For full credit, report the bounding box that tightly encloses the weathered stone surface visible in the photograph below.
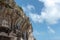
[0,0,35,40]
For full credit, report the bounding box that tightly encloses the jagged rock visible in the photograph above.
[0,0,35,40]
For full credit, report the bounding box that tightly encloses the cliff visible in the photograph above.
[0,0,35,40]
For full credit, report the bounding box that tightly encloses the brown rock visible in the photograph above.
[0,0,35,40]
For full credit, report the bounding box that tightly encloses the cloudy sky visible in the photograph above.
[15,0,60,40]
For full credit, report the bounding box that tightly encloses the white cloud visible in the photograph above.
[29,0,60,24]
[22,1,60,25]
[29,13,44,23]
[22,4,35,12]
[22,4,36,16]
[48,26,55,34]
[27,5,35,10]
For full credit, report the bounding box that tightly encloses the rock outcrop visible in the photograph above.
[0,0,35,40]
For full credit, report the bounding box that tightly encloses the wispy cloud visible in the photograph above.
[26,5,35,11]
[22,4,35,16]
[28,0,60,24]
[48,26,55,34]
[22,0,60,25]
[22,4,35,12]
[22,4,44,23]
[29,13,43,23]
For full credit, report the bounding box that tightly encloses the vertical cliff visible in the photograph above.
[0,0,35,40]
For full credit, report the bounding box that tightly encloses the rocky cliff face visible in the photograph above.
[0,0,35,40]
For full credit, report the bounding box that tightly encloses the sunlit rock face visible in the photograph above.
[0,0,35,40]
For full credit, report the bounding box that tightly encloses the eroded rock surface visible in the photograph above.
[0,0,35,40]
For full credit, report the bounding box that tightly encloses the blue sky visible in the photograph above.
[15,0,60,40]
